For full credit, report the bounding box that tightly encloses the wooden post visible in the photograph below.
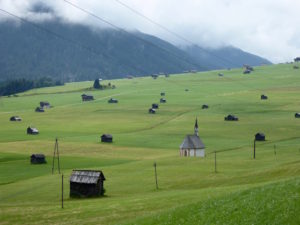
[253,139,256,159]
[214,151,217,173]
[154,162,158,190]
[274,145,276,156]
[57,139,61,174]
[61,174,64,209]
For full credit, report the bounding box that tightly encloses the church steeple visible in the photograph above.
[194,118,199,136]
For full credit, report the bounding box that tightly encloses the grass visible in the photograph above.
[0,63,300,224]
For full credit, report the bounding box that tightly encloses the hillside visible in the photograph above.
[0,20,271,82]
[0,63,299,224]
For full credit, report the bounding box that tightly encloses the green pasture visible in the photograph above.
[0,63,300,224]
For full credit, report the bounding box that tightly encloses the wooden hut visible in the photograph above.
[40,101,51,108]
[152,103,159,109]
[160,92,165,96]
[180,119,205,157]
[160,98,167,103]
[243,69,251,74]
[10,116,22,121]
[218,73,224,77]
[27,126,39,135]
[224,114,239,121]
[101,134,113,143]
[295,113,300,118]
[35,107,45,112]
[70,170,106,198]
[261,94,268,100]
[149,108,156,114]
[81,94,94,101]
[202,104,209,109]
[255,133,266,141]
[108,98,118,103]
[31,154,46,164]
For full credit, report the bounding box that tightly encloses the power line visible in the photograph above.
[112,0,238,68]
[61,0,209,71]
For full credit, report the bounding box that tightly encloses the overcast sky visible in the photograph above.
[0,0,300,63]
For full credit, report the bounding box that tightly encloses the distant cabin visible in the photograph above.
[149,108,156,114]
[295,113,300,118]
[35,107,45,112]
[10,116,22,121]
[160,98,166,103]
[244,65,254,71]
[160,92,165,96]
[165,74,170,77]
[152,103,159,109]
[202,104,209,109]
[261,94,268,100]
[293,65,299,69]
[225,114,239,121]
[151,74,158,79]
[180,119,205,157]
[108,98,118,103]
[218,73,224,77]
[70,170,106,198]
[294,57,300,62]
[243,69,251,74]
[31,154,46,164]
[101,134,113,143]
[81,94,94,101]
[40,101,51,108]
[27,127,39,135]
[255,133,266,141]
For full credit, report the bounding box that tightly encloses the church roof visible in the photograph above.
[180,134,205,149]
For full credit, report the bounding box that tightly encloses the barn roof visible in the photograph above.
[70,170,106,184]
[102,134,112,138]
[255,132,265,137]
[31,154,45,158]
[180,134,205,149]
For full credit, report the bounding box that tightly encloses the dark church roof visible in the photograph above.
[180,134,205,149]
[70,170,106,184]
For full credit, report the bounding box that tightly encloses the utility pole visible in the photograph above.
[62,174,64,209]
[214,151,217,173]
[52,138,61,174]
[274,144,277,156]
[153,162,158,190]
[253,139,256,159]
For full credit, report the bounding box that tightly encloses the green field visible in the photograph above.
[0,63,300,224]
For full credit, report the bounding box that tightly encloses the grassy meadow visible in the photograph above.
[0,63,300,224]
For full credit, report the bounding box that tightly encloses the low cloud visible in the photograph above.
[0,0,300,62]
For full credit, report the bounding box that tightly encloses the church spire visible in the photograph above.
[194,118,199,136]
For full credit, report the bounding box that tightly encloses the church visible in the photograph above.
[179,118,205,157]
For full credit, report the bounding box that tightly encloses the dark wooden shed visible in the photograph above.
[295,113,300,118]
[31,154,46,164]
[202,104,209,109]
[101,134,113,143]
[27,126,39,135]
[81,94,94,101]
[261,94,268,100]
[225,114,239,121]
[35,107,45,112]
[10,116,22,121]
[70,170,106,198]
[160,98,166,103]
[243,69,251,74]
[108,98,118,103]
[152,103,159,109]
[255,133,265,141]
[149,108,156,114]
[160,92,165,96]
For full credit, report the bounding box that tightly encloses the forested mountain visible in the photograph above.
[0,20,271,82]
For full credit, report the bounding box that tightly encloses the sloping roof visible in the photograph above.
[31,154,45,159]
[255,132,265,137]
[180,134,205,149]
[70,170,105,184]
[102,134,112,138]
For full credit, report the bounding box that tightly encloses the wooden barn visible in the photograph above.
[10,116,22,121]
[295,113,300,118]
[180,119,205,157]
[70,170,106,198]
[243,69,251,74]
[108,98,118,103]
[261,94,268,100]
[101,134,113,143]
[152,103,159,109]
[218,73,224,77]
[225,114,239,121]
[149,108,156,114]
[40,101,51,108]
[255,133,266,141]
[31,154,46,164]
[160,98,166,103]
[202,104,209,109]
[160,92,165,96]
[27,127,39,135]
[81,94,94,101]
[35,107,45,112]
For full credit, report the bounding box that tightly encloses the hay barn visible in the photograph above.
[152,103,159,109]
[261,94,268,100]
[160,98,166,103]
[255,133,266,141]
[70,170,106,198]
[81,94,94,101]
[295,113,300,118]
[31,154,46,164]
[40,101,51,108]
[27,127,39,135]
[202,104,209,109]
[10,116,21,121]
[108,98,118,103]
[101,134,113,143]
[225,114,239,121]
[149,108,156,114]
[35,107,45,112]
